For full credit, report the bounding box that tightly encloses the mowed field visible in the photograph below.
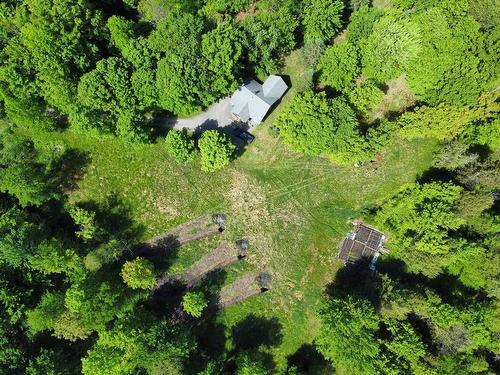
[18,50,438,370]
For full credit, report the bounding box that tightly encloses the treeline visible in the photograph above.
[0,0,338,142]
[275,0,499,164]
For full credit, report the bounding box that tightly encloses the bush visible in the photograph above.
[120,258,157,289]
[346,81,384,113]
[165,129,195,163]
[198,130,235,172]
[317,42,359,92]
[182,291,207,318]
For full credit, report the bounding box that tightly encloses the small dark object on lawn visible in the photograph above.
[236,239,249,258]
[212,213,226,227]
[256,273,272,291]
[235,128,255,145]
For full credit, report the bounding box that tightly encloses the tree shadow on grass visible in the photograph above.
[77,194,146,245]
[231,314,283,351]
[51,148,91,193]
[286,344,333,374]
[326,259,381,306]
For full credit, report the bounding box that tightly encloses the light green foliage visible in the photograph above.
[69,206,98,241]
[83,240,126,272]
[52,311,92,341]
[379,320,429,374]
[198,130,235,172]
[407,6,490,105]
[361,12,421,83]
[202,19,243,97]
[235,352,269,375]
[242,7,298,75]
[317,42,359,92]
[396,104,477,141]
[120,258,157,289]
[26,292,65,335]
[275,91,369,163]
[151,11,213,116]
[303,0,344,42]
[347,5,384,44]
[431,140,478,171]
[448,242,500,294]
[182,291,208,317]
[317,294,380,374]
[202,0,251,16]
[28,240,82,276]
[63,275,143,335]
[165,129,196,163]
[376,182,464,277]
[347,80,384,114]
[82,312,194,375]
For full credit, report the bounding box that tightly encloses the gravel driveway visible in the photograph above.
[157,97,238,133]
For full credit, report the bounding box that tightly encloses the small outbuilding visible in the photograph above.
[230,75,288,125]
[338,223,386,270]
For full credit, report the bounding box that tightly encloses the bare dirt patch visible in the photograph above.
[235,3,256,21]
[366,75,417,124]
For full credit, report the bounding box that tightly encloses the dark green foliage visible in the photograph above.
[202,19,244,97]
[317,42,359,92]
[317,293,380,374]
[275,91,369,163]
[376,182,464,277]
[242,6,298,75]
[82,310,195,374]
[0,131,58,206]
[165,129,196,163]
[77,57,149,142]
[302,0,344,42]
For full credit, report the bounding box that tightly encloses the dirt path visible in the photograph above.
[217,273,270,309]
[140,215,223,255]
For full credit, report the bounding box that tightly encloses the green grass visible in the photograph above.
[16,48,439,371]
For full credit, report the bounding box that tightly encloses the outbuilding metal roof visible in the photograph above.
[230,75,288,124]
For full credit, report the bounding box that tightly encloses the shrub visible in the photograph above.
[346,81,384,114]
[182,291,207,318]
[198,130,235,172]
[165,129,195,163]
[120,258,157,289]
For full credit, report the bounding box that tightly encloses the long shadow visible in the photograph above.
[326,259,381,307]
[183,270,229,374]
[416,167,457,184]
[286,344,333,374]
[50,148,91,193]
[231,314,283,351]
[76,194,145,245]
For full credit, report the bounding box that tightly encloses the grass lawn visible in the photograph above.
[16,48,439,371]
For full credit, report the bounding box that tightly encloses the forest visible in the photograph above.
[0,0,499,374]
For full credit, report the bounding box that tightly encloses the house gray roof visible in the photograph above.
[230,75,288,124]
